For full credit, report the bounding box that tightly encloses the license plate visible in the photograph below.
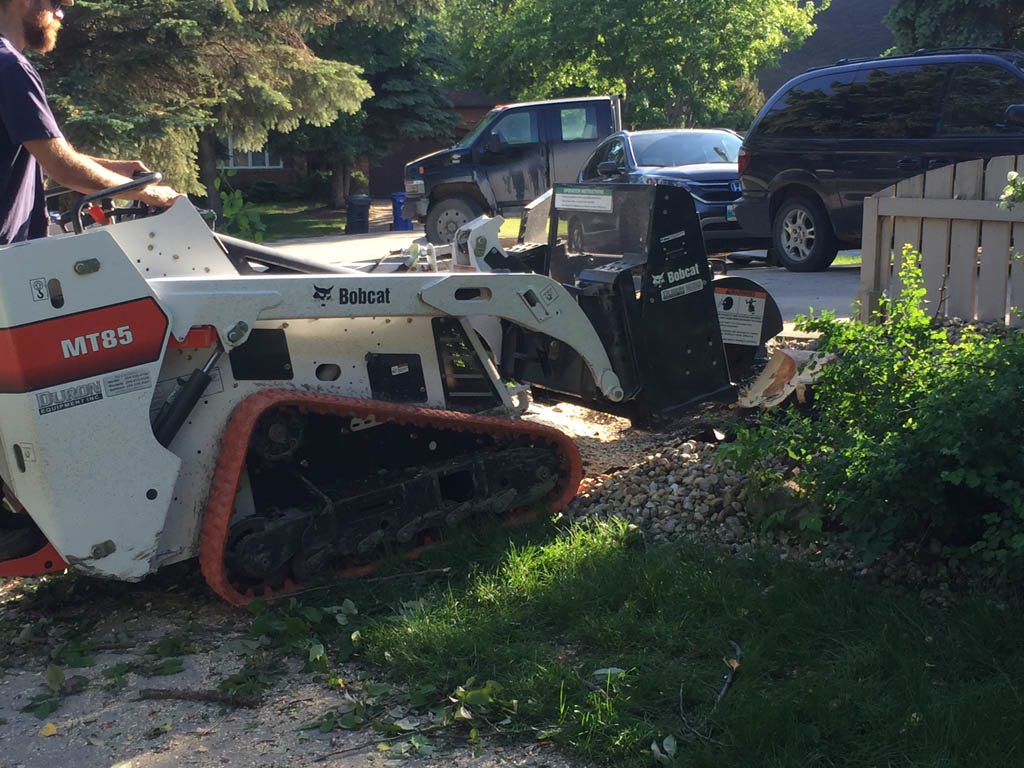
[725,205,737,222]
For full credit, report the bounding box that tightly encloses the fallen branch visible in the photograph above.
[710,640,742,715]
[138,687,261,708]
[314,733,408,762]
[677,640,742,745]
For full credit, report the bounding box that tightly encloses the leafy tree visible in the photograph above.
[885,0,1024,51]
[438,0,827,128]
[39,0,434,206]
[279,17,457,208]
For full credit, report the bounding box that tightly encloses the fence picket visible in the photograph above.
[891,174,925,298]
[921,164,955,316]
[948,160,984,320]
[978,157,1014,322]
[1011,156,1024,327]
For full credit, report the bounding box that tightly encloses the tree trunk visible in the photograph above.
[198,127,223,220]
[329,161,350,210]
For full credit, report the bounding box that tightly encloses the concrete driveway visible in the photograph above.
[726,261,861,321]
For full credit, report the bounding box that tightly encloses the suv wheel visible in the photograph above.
[425,197,483,245]
[772,195,838,272]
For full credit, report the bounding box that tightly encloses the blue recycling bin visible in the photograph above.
[345,194,371,235]
[390,191,413,231]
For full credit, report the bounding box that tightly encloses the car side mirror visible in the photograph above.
[484,133,504,154]
[1007,104,1024,127]
[597,160,623,176]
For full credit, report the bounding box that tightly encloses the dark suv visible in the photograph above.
[735,49,1024,271]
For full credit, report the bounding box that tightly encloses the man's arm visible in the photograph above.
[88,156,151,178]
[25,137,181,207]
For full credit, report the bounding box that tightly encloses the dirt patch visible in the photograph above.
[0,576,580,768]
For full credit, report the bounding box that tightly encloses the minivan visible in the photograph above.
[735,49,1024,270]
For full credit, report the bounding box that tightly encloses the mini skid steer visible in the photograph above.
[0,176,779,605]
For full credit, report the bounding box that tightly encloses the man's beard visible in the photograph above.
[24,11,60,54]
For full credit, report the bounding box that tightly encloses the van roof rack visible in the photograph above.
[910,47,1022,57]
[827,47,1024,68]
[804,47,1024,75]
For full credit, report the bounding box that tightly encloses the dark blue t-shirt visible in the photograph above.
[0,36,63,244]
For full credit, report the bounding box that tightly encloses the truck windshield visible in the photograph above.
[630,131,741,166]
[455,109,501,149]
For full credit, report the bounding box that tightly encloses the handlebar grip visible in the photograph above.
[74,172,163,234]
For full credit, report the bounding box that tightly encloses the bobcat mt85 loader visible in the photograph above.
[0,176,779,605]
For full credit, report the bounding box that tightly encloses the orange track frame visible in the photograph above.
[0,541,67,577]
[200,390,582,606]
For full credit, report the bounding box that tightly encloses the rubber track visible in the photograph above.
[200,389,582,606]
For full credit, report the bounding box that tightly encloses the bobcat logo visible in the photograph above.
[313,284,334,303]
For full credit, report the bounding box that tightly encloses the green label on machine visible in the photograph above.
[554,186,614,212]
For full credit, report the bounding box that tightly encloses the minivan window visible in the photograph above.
[940,64,1024,135]
[491,110,539,145]
[851,65,949,139]
[560,105,601,141]
[756,72,858,138]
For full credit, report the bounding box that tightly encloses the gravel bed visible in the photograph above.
[560,434,959,605]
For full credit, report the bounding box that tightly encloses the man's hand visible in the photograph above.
[137,184,182,208]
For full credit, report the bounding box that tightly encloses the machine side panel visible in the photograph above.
[0,231,182,578]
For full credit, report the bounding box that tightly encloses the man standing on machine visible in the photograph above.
[0,0,180,244]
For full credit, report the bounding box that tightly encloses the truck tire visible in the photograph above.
[772,195,838,272]
[426,197,483,245]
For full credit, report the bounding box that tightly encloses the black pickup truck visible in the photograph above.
[404,96,622,243]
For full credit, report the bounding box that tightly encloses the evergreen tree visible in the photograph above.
[39,0,433,207]
[281,18,457,208]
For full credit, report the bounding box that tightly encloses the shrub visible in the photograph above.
[214,169,266,242]
[723,246,1024,570]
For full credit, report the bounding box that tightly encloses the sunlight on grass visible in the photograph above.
[326,520,1024,768]
[254,201,346,242]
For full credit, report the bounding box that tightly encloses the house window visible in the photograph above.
[223,137,283,169]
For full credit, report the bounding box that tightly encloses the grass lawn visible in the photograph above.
[253,201,346,242]
[290,519,1023,768]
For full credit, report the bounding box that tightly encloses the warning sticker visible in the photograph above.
[715,286,766,346]
[554,186,613,212]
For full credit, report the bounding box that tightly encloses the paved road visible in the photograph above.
[272,234,862,323]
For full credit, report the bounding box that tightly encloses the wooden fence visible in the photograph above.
[859,155,1024,325]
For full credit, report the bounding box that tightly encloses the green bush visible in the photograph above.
[723,246,1024,570]
[349,169,369,194]
[214,169,266,242]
